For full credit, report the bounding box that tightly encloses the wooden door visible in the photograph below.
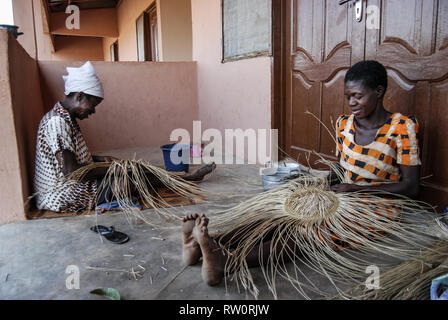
[136,4,159,62]
[110,41,119,62]
[285,0,365,167]
[284,0,448,208]
[148,4,159,62]
[364,0,448,208]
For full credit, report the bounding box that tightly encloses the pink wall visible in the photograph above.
[0,30,45,224]
[51,8,118,38]
[158,0,193,61]
[103,0,157,61]
[12,0,38,58]
[38,61,199,152]
[53,36,104,61]
[103,0,193,62]
[191,0,272,160]
[13,0,106,62]
[13,0,54,60]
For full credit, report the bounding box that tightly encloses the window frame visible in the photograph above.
[221,0,273,63]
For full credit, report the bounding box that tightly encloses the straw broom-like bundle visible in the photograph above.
[65,159,208,224]
[208,175,448,299]
[341,241,448,300]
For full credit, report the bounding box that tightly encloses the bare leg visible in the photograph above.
[182,214,202,266]
[192,214,226,286]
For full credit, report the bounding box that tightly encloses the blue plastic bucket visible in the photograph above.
[160,143,190,172]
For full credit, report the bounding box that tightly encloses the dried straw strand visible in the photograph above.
[340,241,448,300]
[59,159,208,225]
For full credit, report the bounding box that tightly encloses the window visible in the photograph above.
[136,4,159,61]
[222,0,272,63]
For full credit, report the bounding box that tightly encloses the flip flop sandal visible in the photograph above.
[90,225,130,244]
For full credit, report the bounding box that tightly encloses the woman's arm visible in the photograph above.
[56,150,110,180]
[330,164,420,199]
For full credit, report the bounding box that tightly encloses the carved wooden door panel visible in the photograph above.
[285,0,448,208]
[365,0,448,208]
[285,0,365,166]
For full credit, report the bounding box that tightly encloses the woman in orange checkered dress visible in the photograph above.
[325,60,422,250]
[330,61,421,197]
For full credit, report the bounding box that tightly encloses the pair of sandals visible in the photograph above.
[90,225,130,244]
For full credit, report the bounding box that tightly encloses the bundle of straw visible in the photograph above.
[66,159,207,224]
[340,241,448,300]
[208,175,448,299]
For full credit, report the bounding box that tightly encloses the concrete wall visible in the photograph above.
[191,0,272,160]
[51,8,118,38]
[0,30,45,224]
[38,61,199,152]
[12,0,38,58]
[103,0,157,61]
[14,0,193,62]
[159,0,193,61]
[103,0,192,62]
[13,0,105,61]
[13,0,54,60]
[53,36,104,61]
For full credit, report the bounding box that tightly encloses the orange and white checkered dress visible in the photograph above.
[324,113,422,251]
[336,113,421,185]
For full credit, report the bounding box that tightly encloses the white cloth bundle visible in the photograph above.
[63,61,104,98]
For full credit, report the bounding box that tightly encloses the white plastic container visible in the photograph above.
[261,162,301,191]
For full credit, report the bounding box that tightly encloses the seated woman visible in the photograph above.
[181,60,422,286]
[330,60,420,197]
[34,61,214,213]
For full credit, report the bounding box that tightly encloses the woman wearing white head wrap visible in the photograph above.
[63,61,104,98]
[34,61,215,214]
[34,61,117,213]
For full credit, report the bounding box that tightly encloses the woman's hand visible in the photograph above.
[330,183,360,193]
[329,165,420,198]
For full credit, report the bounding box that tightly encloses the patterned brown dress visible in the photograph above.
[34,103,98,212]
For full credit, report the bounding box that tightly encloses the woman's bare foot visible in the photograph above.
[182,214,202,266]
[192,214,226,286]
[185,163,217,182]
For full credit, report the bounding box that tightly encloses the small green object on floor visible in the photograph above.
[90,288,121,300]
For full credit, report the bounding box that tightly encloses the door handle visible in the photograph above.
[339,0,363,22]
[354,0,363,22]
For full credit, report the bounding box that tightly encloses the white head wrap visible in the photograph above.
[63,61,104,98]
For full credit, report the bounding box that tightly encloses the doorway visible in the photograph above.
[136,3,159,61]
